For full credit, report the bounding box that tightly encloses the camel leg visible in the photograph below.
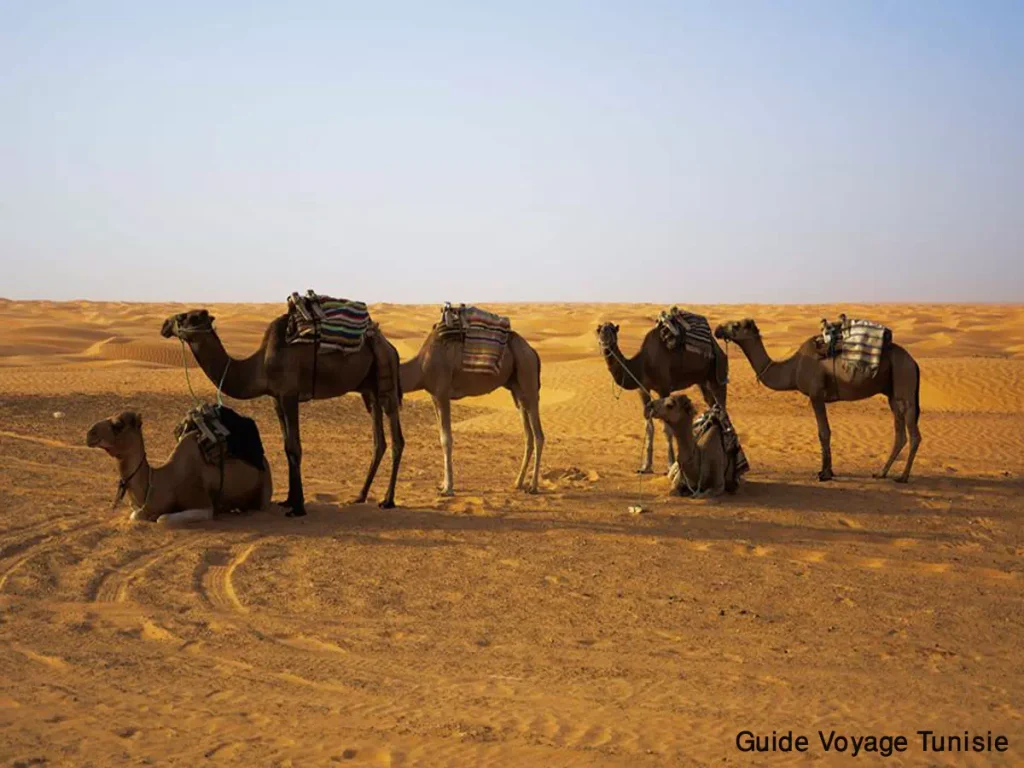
[514,402,534,490]
[811,398,834,481]
[274,395,306,516]
[525,399,545,494]
[379,402,404,508]
[638,392,654,474]
[433,395,455,496]
[874,397,907,479]
[354,397,387,505]
[895,398,922,484]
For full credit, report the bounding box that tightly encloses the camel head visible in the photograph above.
[161,309,215,340]
[595,322,620,350]
[86,411,144,459]
[644,393,697,427]
[714,318,760,342]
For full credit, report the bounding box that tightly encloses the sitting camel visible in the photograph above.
[162,309,403,516]
[645,393,741,496]
[400,320,543,496]
[86,411,272,525]
[715,319,922,483]
[596,321,728,473]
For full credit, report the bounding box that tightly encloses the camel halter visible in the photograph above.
[598,335,654,510]
[598,341,652,398]
[178,331,230,407]
[113,459,152,514]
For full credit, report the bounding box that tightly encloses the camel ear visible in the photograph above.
[613,324,619,333]
[122,412,142,429]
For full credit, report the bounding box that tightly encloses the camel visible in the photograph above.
[161,308,404,516]
[595,322,728,473]
[645,393,738,496]
[399,324,543,496]
[714,318,922,483]
[86,411,272,525]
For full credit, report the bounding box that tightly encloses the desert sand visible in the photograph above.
[1,299,1022,766]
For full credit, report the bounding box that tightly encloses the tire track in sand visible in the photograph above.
[197,542,259,613]
[0,520,104,593]
[91,541,194,603]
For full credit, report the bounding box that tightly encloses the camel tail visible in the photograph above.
[914,360,921,422]
[371,332,402,411]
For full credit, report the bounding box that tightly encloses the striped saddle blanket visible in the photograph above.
[819,315,892,375]
[435,303,511,375]
[285,291,374,353]
[693,404,750,478]
[657,307,715,358]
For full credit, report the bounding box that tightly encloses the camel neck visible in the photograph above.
[736,337,799,391]
[116,448,152,510]
[399,355,426,394]
[186,333,265,400]
[601,342,644,391]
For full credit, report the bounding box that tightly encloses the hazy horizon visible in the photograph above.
[3,2,1022,304]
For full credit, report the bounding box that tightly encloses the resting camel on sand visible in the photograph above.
[86,411,272,525]
[162,309,404,517]
[595,322,728,473]
[400,325,543,496]
[715,319,922,483]
[645,393,738,496]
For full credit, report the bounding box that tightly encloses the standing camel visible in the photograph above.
[400,325,543,496]
[714,319,922,482]
[161,309,404,516]
[595,322,728,473]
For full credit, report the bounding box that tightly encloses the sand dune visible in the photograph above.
[1,300,1022,766]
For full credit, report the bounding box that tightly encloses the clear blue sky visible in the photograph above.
[2,1,1022,303]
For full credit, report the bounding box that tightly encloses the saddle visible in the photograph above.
[174,404,266,471]
[285,290,375,353]
[656,307,715,358]
[816,314,892,376]
[435,302,511,374]
[693,404,750,479]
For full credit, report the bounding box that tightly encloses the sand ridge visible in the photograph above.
[1,301,1023,766]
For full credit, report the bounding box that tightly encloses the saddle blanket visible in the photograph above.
[436,303,511,375]
[657,307,715,358]
[174,404,266,470]
[693,404,750,477]
[285,290,373,353]
[820,315,891,375]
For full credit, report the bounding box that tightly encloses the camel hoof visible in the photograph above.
[285,507,307,518]
[817,470,834,482]
[636,468,654,475]
[378,499,396,509]
[438,488,455,497]
[872,472,885,479]
[893,476,909,485]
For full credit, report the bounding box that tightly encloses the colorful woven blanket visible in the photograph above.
[285,291,373,353]
[657,307,715,358]
[435,303,511,375]
[820,315,891,375]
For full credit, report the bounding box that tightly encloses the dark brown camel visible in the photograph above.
[715,319,922,483]
[161,309,404,516]
[595,322,728,473]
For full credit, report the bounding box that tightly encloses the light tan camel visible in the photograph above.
[715,319,922,482]
[645,393,736,496]
[400,326,543,495]
[596,322,728,473]
[161,309,403,516]
[86,411,272,525]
